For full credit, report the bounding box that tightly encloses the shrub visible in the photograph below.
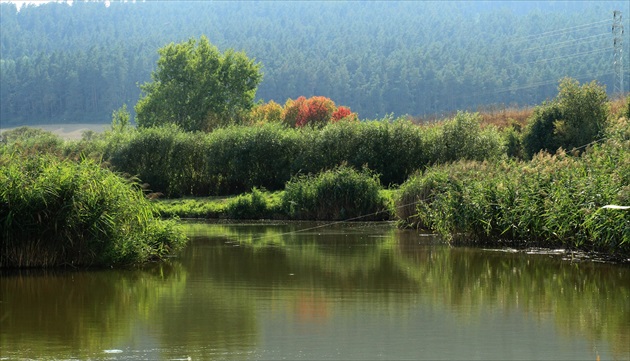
[0,127,64,157]
[426,111,505,163]
[281,96,356,128]
[332,106,358,122]
[206,123,301,194]
[311,119,426,186]
[522,101,562,157]
[282,165,387,221]
[503,125,523,159]
[108,124,180,194]
[522,78,609,157]
[0,154,186,268]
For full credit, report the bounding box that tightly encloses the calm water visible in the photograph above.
[1,221,629,360]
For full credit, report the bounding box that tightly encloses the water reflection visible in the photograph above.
[1,222,628,360]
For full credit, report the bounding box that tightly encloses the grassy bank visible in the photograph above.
[155,167,395,222]
[395,116,630,257]
[0,153,187,268]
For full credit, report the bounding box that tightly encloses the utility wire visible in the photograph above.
[509,19,610,43]
[449,70,618,101]
[519,32,609,54]
[521,46,613,65]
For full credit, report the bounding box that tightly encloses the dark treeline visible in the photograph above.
[1,0,628,125]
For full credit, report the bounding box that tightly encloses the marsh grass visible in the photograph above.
[282,165,388,221]
[395,119,630,256]
[0,153,187,268]
[154,197,229,219]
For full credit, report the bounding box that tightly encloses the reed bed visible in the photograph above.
[0,153,187,268]
[282,165,389,221]
[93,116,504,197]
[396,117,630,256]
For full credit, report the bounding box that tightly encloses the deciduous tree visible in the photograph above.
[135,36,262,131]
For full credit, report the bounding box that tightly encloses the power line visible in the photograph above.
[450,70,620,102]
[521,46,613,65]
[509,19,610,43]
[519,32,609,54]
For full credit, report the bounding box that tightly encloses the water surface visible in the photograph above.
[1,221,629,360]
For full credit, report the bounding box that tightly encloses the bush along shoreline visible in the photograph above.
[0,153,187,268]
[395,116,630,258]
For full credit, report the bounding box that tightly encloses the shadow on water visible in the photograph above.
[1,221,628,360]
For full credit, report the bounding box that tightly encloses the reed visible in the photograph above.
[282,165,388,221]
[395,118,630,256]
[0,153,187,268]
[224,188,283,219]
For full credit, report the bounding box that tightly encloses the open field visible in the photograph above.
[0,123,109,140]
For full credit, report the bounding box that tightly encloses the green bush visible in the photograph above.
[522,102,562,157]
[0,154,187,268]
[108,124,179,193]
[206,123,302,194]
[503,125,523,159]
[523,78,609,158]
[432,111,505,163]
[313,119,427,186]
[282,165,388,221]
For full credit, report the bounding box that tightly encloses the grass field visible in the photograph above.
[0,123,109,140]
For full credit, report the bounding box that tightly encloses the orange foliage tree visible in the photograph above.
[281,96,357,127]
[249,100,283,125]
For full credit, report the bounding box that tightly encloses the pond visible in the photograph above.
[1,221,629,360]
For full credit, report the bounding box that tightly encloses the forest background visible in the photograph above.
[1,0,629,127]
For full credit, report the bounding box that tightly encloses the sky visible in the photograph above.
[0,0,117,10]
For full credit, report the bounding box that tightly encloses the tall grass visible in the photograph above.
[100,115,506,197]
[395,117,630,256]
[0,153,187,268]
[2,111,510,198]
[282,165,388,221]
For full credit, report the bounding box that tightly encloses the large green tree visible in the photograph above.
[135,36,262,131]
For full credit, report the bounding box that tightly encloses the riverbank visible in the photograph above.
[394,116,630,258]
[1,88,628,266]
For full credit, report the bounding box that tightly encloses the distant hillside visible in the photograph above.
[1,0,628,125]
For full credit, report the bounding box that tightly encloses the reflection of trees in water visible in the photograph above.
[187,222,630,359]
[0,262,187,358]
[394,244,630,359]
[2,223,628,359]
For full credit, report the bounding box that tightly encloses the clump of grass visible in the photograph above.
[0,153,187,268]
[282,165,389,221]
[224,188,280,220]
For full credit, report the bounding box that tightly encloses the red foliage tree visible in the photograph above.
[296,96,336,127]
[282,96,357,127]
[331,106,357,122]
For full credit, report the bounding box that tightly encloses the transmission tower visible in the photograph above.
[613,10,624,94]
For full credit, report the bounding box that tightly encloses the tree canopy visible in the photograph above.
[135,36,262,131]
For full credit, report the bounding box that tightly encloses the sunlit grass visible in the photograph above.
[0,153,187,268]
